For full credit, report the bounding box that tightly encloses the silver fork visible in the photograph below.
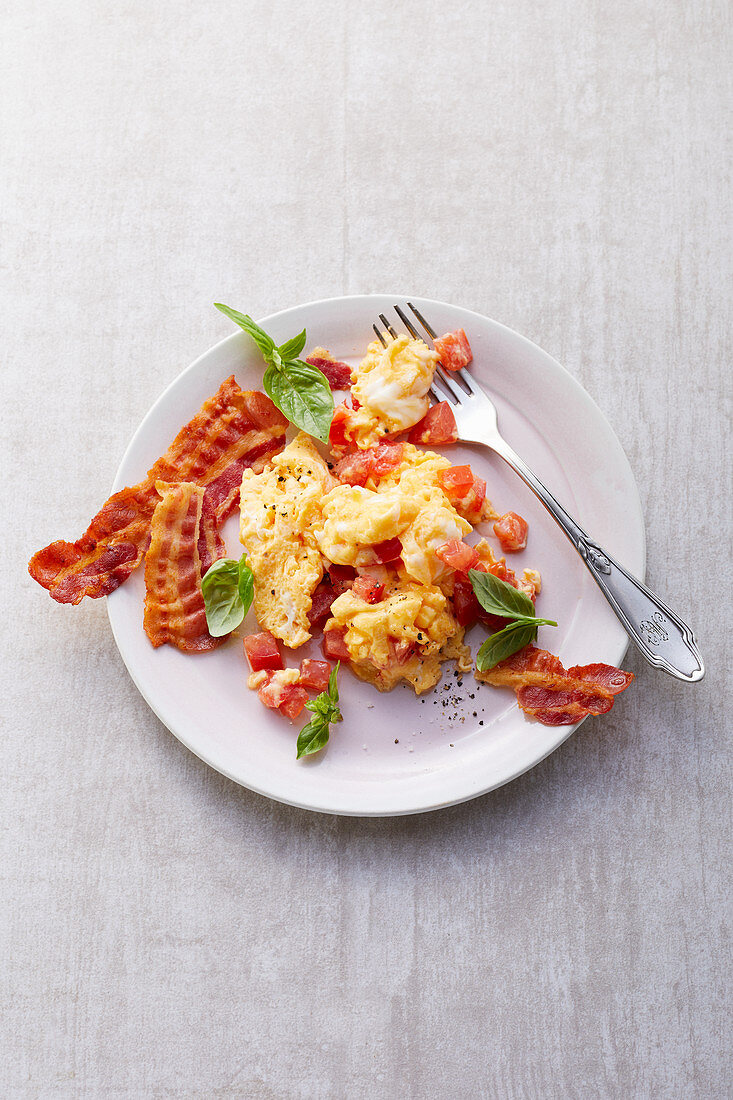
[373,303,704,683]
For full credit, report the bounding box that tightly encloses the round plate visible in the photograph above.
[108,295,645,816]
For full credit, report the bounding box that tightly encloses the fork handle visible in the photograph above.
[490,440,704,682]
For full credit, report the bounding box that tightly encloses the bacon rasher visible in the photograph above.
[28,377,287,605]
[143,482,223,652]
[477,646,634,726]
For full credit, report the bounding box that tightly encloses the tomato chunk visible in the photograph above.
[322,625,351,661]
[305,354,353,390]
[435,539,480,574]
[370,538,402,565]
[335,450,372,486]
[370,441,404,477]
[327,564,356,594]
[443,473,486,520]
[244,631,283,672]
[408,402,458,445]
[438,465,475,494]
[352,575,385,604]
[329,403,355,450]
[299,659,331,692]
[434,328,473,371]
[451,576,481,627]
[335,442,403,487]
[493,512,528,553]
[308,580,338,632]
[390,638,416,664]
[278,684,310,721]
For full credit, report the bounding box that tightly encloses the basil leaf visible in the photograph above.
[202,558,245,637]
[296,715,331,759]
[468,569,536,620]
[201,553,254,637]
[476,620,538,671]
[263,360,334,444]
[278,329,307,361]
[296,661,342,758]
[214,303,275,361]
[237,555,255,613]
[328,661,340,709]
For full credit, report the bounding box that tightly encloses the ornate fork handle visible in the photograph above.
[490,439,705,682]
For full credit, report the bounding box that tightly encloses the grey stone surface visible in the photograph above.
[2,1,731,1097]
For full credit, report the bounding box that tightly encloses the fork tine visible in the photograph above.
[430,378,455,405]
[405,302,479,398]
[407,302,437,340]
[379,313,399,340]
[373,323,387,347]
[434,366,467,403]
[393,304,421,340]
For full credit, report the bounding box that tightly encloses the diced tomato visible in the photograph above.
[335,450,372,486]
[305,354,353,391]
[298,659,332,692]
[391,638,416,664]
[335,441,403,487]
[329,403,355,450]
[257,674,281,710]
[438,465,474,494]
[407,402,458,445]
[278,684,310,721]
[327,564,356,594]
[444,474,486,521]
[351,395,361,410]
[370,538,402,565]
[322,625,351,661]
[308,580,338,632]
[370,441,404,477]
[435,539,480,574]
[493,512,528,553]
[451,576,481,627]
[352,575,385,604]
[434,328,473,371]
[244,632,283,672]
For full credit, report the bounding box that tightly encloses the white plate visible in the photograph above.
[108,295,645,816]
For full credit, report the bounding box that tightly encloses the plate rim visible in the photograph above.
[108,293,646,816]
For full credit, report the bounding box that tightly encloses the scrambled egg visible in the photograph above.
[239,432,335,647]
[347,335,439,447]
[316,485,415,567]
[327,581,471,693]
[240,433,478,683]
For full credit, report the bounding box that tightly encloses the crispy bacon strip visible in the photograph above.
[143,482,222,652]
[29,377,287,604]
[478,646,634,727]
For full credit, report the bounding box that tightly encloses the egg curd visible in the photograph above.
[239,433,335,648]
[345,335,439,448]
[326,582,472,694]
[238,430,484,692]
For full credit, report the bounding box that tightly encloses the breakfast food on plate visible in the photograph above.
[239,433,336,647]
[143,481,225,653]
[476,647,635,726]
[28,305,634,759]
[28,377,287,604]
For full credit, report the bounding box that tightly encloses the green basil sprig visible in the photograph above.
[201,552,254,637]
[296,663,342,759]
[214,303,334,444]
[469,569,557,671]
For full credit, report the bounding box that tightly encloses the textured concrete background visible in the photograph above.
[2,1,731,1097]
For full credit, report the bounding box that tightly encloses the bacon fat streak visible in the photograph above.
[478,646,634,726]
[143,482,224,652]
[28,377,287,604]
